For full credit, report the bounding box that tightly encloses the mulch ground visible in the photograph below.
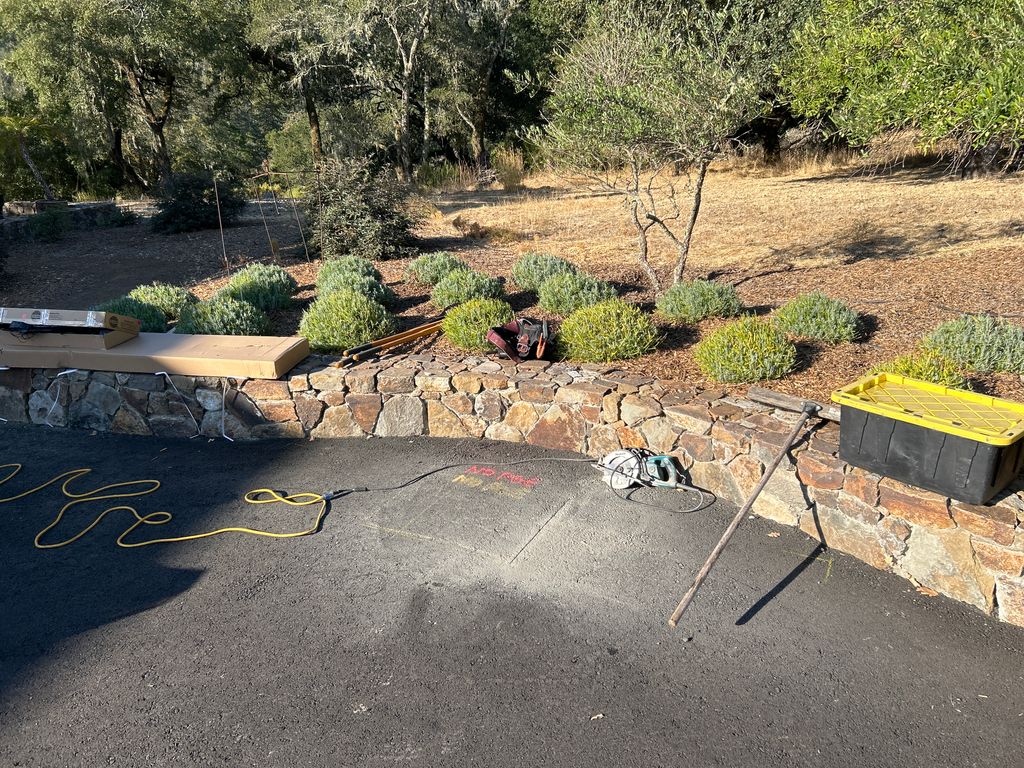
[3,191,1022,405]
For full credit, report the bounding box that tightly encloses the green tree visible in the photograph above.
[0,116,56,199]
[783,0,1024,171]
[0,0,250,186]
[544,0,785,290]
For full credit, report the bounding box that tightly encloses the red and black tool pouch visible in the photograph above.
[487,318,552,362]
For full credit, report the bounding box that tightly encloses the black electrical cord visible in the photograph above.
[326,456,716,515]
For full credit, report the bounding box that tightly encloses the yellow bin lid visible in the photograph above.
[831,373,1024,446]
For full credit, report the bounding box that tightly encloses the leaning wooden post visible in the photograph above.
[668,401,821,628]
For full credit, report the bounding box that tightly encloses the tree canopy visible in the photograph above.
[0,0,1021,200]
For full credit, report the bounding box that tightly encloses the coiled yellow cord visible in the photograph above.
[0,463,329,549]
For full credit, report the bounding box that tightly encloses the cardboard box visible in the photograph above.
[0,333,310,379]
[0,329,135,350]
[0,307,141,335]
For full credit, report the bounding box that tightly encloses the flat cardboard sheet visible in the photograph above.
[0,329,135,350]
[0,333,310,379]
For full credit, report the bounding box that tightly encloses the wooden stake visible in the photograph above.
[667,402,820,628]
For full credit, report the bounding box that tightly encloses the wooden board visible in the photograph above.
[0,333,310,379]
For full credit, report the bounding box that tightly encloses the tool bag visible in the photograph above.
[486,318,552,362]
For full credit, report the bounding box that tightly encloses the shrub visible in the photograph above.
[922,314,1024,374]
[492,146,526,191]
[558,299,660,362]
[431,268,504,308]
[317,256,382,285]
[318,270,396,306]
[774,292,860,343]
[656,279,742,323]
[305,156,414,261]
[442,298,515,352]
[92,296,168,333]
[538,272,616,316]
[878,350,969,389]
[511,252,577,291]
[151,173,245,234]
[96,206,138,227]
[26,207,70,242]
[694,317,796,383]
[219,263,298,311]
[177,296,271,336]
[128,283,199,321]
[406,251,467,286]
[300,289,396,352]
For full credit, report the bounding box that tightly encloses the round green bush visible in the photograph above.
[128,283,199,321]
[511,252,577,291]
[300,289,396,352]
[406,251,468,286]
[176,296,271,335]
[318,270,396,306]
[442,298,515,352]
[92,296,167,333]
[656,279,742,323]
[878,350,969,389]
[922,314,1024,374]
[431,268,504,309]
[558,299,660,362]
[219,263,298,311]
[538,272,616,316]
[694,317,797,383]
[317,256,382,286]
[774,292,860,343]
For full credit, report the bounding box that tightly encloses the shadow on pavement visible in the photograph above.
[0,424,307,701]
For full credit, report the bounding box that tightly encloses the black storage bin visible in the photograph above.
[833,373,1024,505]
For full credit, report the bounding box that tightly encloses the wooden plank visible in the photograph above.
[747,386,841,423]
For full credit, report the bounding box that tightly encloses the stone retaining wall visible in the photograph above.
[1,354,1022,627]
[0,202,120,241]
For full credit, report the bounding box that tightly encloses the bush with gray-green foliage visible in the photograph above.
[219,263,298,311]
[305,156,414,261]
[92,296,167,333]
[511,252,577,292]
[656,279,742,323]
[923,315,1024,374]
[128,283,198,321]
[442,298,515,352]
[431,268,504,309]
[558,299,660,362]
[317,255,382,286]
[318,270,396,306]
[177,296,271,336]
[538,272,616,316]
[406,251,468,286]
[774,292,860,343]
[300,290,396,352]
[695,317,796,383]
[878,350,969,389]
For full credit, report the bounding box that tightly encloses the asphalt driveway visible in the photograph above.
[0,423,1021,767]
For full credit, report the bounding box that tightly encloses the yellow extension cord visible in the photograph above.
[0,463,330,549]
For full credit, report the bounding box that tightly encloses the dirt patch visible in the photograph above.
[0,205,308,310]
